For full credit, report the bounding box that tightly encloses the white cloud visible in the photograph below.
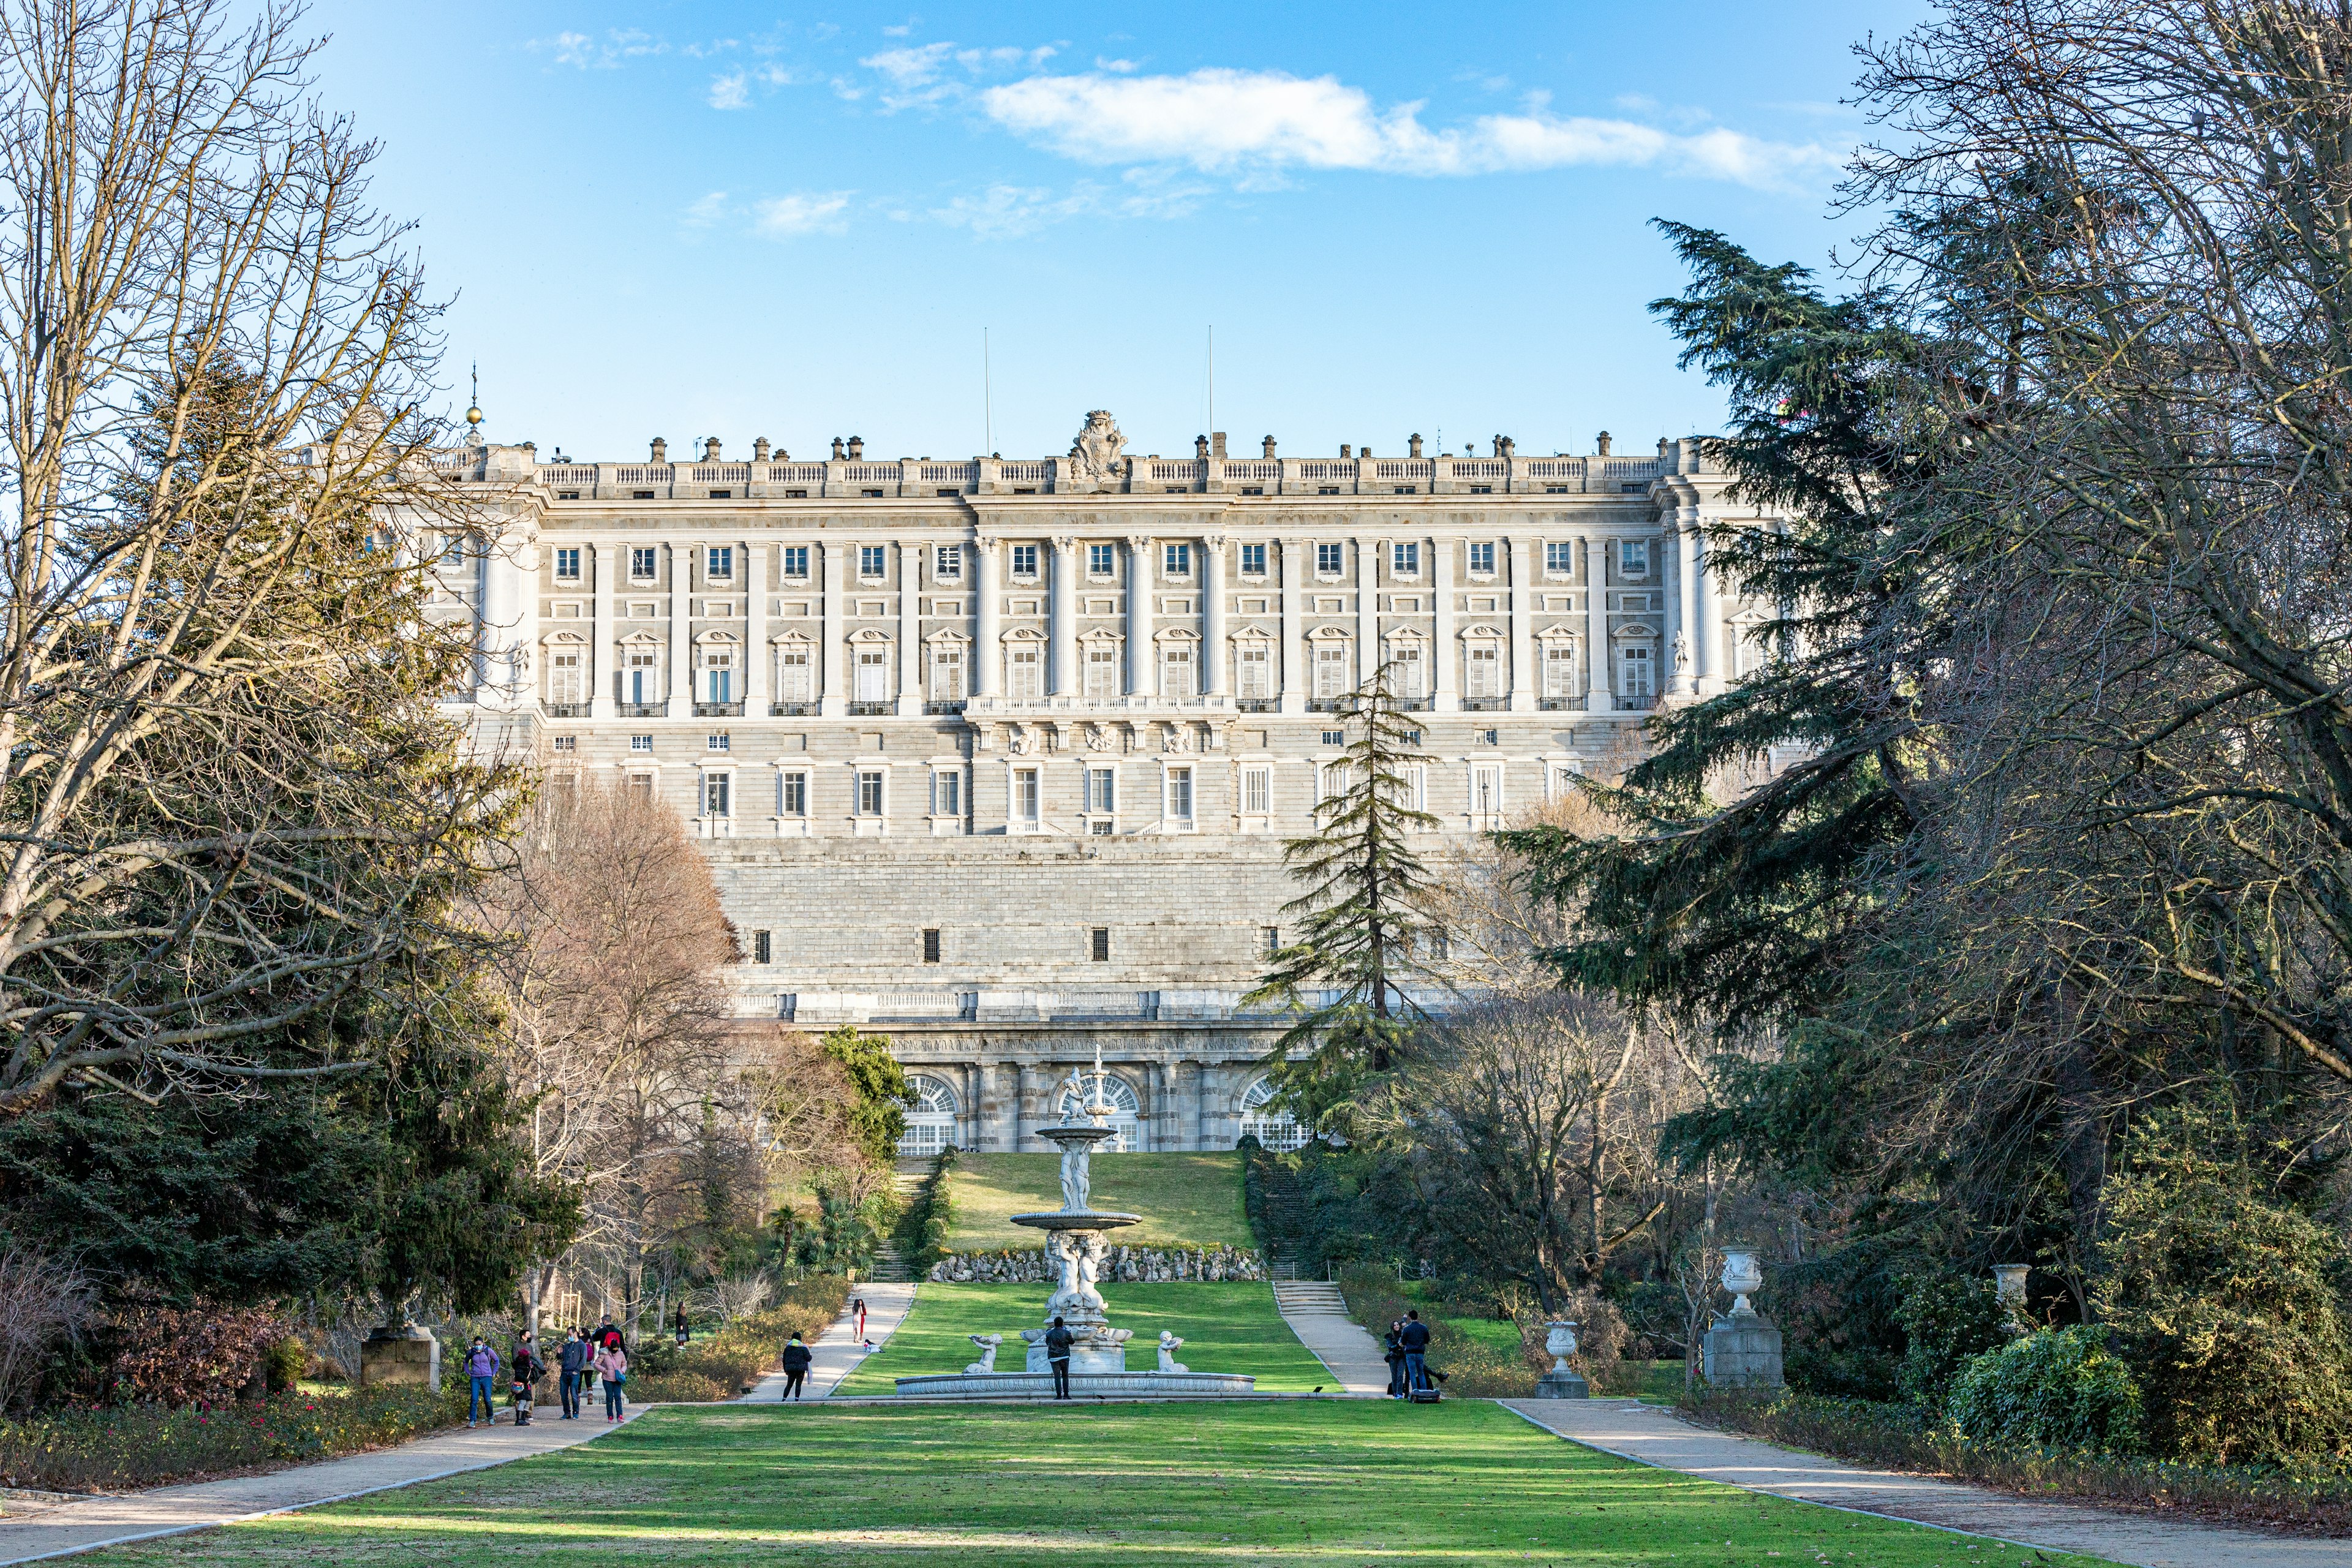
[858,40,1061,111]
[532,27,668,69]
[682,190,731,228]
[755,192,854,236]
[979,68,1841,190]
[929,175,1208,239]
[883,16,919,36]
[1095,56,1138,74]
[708,70,750,110]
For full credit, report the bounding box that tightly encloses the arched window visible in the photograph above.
[1239,1077,1308,1152]
[1054,1073,1142,1152]
[897,1074,959,1158]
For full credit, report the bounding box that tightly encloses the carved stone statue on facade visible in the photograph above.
[1672,629,1691,674]
[1161,724,1189,753]
[1086,723,1111,752]
[1067,410,1126,486]
[1008,726,1033,755]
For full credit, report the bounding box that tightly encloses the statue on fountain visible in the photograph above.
[1157,1331,1186,1373]
[1044,1227,1108,1320]
[964,1333,1002,1374]
[1058,1134,1091,1211]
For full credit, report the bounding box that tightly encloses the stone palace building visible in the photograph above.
[418,412,1776,1159]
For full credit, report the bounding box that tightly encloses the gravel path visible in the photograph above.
[736,1281,917,1403]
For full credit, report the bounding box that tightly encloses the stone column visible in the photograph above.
[973,536,1001,698]
[1126,535,1154,696]
[477,524,527,712]
[1010,1060,1031,1153]
[1357,536,1381,689]
[1670,522,1699,695]
[1508,536,1536,713]
[1202,534,1228,695]
[1189,1060,1208,1151]
[897,540,923,715]
[746,543,769,714]
[1156,1061,1180,1152]
[820,540,847,715]
[591,540,617,718]
[669,540,698,710]
[1049,535,1078,696]
[1279,537,1307,715]
[1586,536,1613,713]
[1432,537,1458,713]
[1695,521,1724,691]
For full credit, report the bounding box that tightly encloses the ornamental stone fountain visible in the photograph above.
[894,1047,1257,1400]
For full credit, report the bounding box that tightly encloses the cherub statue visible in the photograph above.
[1156,1330,1186,1373]
[964,1333,1003,1374]
[1058,1137,1091,1212]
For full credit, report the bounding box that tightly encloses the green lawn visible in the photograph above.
[88,1400,2124,1567]
[832,1280,1332,1394]
[942,1152,1252,1250]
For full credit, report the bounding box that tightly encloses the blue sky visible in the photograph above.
[312,1,1921,462]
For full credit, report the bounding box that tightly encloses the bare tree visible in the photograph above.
[0,0,501,1115]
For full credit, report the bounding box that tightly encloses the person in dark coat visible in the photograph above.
[780,1333,814,1401]
[1044,1316,1076,1400]
[557,1330,589,1419]
[1384,1320,1408,1398]
[1398,1310,1432,1394]
[510,1331,544,1425]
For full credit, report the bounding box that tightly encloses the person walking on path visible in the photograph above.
[779,1333,813,1401]
[1044,1316,1075,1400]
[509,1332,544,1426]
[853,1296,866,1343]
[462,1337,502,1428]
[1398,1311,1431,1396]
[594,1342,628,1422]
[593,1316,627,1357]
[557,1330,588,1419]
[1384,1320,1408,1399]
[576,1325,598,1404]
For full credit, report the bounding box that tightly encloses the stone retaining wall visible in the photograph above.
[929,1243,1265,1284]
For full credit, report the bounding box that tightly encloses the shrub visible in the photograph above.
[627,1276,851,1401]
[1950,1327,2143,1452]
[0,1248,96,1414]
[2095,1107,2352,1463]
[1895,1272,2010,1412]
[102,1297,292,1408]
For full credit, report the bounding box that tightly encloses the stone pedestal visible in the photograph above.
[1702,1311,1784,1389]
[360,1322,440,1388]
[1535,1368,1590,1398]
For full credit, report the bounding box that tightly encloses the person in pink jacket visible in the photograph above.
[594,1343,628,1421]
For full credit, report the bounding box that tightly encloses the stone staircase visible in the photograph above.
[1272,1281,1348,1316]
[867,1166,927,1284]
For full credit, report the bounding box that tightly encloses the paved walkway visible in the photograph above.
[737,1281,917,1403]
[1270,1284,1390,1395]
[0,1406,641,1566]
[1503,1398,2343,1568]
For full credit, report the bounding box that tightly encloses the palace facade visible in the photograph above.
[420,413,1776,1156]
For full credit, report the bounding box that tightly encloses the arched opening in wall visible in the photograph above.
[1238,1077,1309,1152]
[897,1074,960,1157]
[1054,1074,1142,1152]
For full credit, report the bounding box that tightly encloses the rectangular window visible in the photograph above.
[782,545,810,578]
[1084,643,1119,699]
[1161,645,1194,698]
[933,769,962,816]
[775,646,812,701]
[1011,543,1038,577]
[1545,540,1574,575]
[1467,644,1501,698]
[628,772,654,797]
[753,930,772,964]
[1621,644,1655,698]
[1393,541,1420,576]
[1091,927,1110,962]
[630,546,657,580]
[1469,541,1496,575]
[1316,541,1344,576]
[703,654,734,706]
[858,769,885,815]
[554,547,581,581]
[1237,644,1271,699]
[1242,764,1270,815]
[1088,542,1115,576]
[856,647,889,703]
[931,646,966,701]
[703,774,731,817]
[1008,645,1042,701]
[1313,642,1349,699]
[1545,643,1578,698]
[860,544,887,579]
[1240,542,1267,576]
[1621,538,1651,575]
[548,650,584,704]
[1087,767,1116,814]
[1262,925,1280,957]
[707,545,734,580]
[1390,644,1425,699]
[779,771,808,815]
[625,647,659,706]
[707,731,729,751]
[1321,729,1346,747]
[1318,762,1351,803]
[1163,542,1191,577]
[1015,767,1039,824]
[1166,766,1193,822]
[1472,763,1503,821]
[551,734,576,752]
[630,734,652,752]
[933,545,962,579]
[922,929,941,964]
[442,533,466,565]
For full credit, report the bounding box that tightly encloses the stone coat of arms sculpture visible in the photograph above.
[1066,410,1126,490]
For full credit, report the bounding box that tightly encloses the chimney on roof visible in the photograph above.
[1196,434,1209,459]
[1596,431,1612,457]
[649,436,666,463]
[1409,432,1423,458]
[1262,435,1276,458]
[846,435,864,460]
[755,437,771,461]
[1339,443,1352,459]
[703,437,722,462]
[831,437,845,460]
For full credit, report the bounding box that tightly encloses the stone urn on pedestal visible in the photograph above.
[1992,1264,2031,1336]
[360,1317,440,1388]
[1700,1247,1784,1389]
[1536,1320,1589,1398]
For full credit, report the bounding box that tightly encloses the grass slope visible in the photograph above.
[943,1152,1251,1251]
[89,1400,2124,1567]
[832,1280,1331,1394]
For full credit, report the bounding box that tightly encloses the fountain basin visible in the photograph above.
[1008,1209,1140,1232]
[892,1370,1257,1400]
